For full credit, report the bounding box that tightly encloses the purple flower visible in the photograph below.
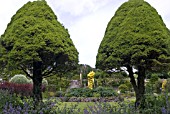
[161,107,166,114]
[84,109,89,114]
[40,111,43,114]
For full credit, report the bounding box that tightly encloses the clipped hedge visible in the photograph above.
[66,86,117,97]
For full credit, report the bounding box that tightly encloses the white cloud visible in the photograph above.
[47,0,115,16]
[145,0,170,28]
[65,1,127,67]
[0,0,35,35]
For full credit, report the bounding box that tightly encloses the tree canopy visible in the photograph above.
[96,0,170,107]
[96,0,170,71]
[0,0,78,102]
[0,0,78,76]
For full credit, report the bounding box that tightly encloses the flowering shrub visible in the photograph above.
[1,90,170,114]
[0,90,23,112]
[3,99,58,114]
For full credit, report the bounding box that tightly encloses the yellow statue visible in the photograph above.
[87,71,95,89]
[162,79,167,92]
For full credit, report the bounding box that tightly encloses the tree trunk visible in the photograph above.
[135,65,146,108]
[127,65,146,108]
[32,61,43,105]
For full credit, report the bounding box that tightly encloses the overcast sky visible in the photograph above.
[0,0,170,68]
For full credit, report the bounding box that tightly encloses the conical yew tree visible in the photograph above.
[96,0,170,107]
[0,0,78,103]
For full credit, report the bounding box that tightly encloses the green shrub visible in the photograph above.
[150,73,159,84]
[47,84,56,92]
[140,93,168,113]
[47,76,70,91]
[118,84,128,93]
[166,78,170,92]
[28,79,33,84]
[96,78,126,87]
[124,80,132,91]
[65,86,117,97]
[93,86,117,97]
[153,79,162,93]
[145,83,153,94]
[0,90,23,112]
[66,88,93,97]
[9,74,30,84]
[55,91,65,97]
[42,78,48,86]
[93,93,101,97]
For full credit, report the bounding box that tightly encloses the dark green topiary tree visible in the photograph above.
[0,0,78,103]
[96,0,170,107]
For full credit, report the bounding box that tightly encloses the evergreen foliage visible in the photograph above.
[96,0,170,70]
[96,0,170,107]
[0,0,78,102]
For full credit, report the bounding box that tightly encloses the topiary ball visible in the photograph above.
[42,78,48,86]
[9,74,30,84]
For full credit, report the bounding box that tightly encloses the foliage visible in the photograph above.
[66,86,117,97]
[0,82,46,97]
[3,98,59,114]
[146,71,170,79]
[94,70,110,79]
[150,73,159,84]
[1,88,170,113]
[0,82,33,97]
[65,88,93,97]
[96,0,170,71]
[146,74,159,93]
[95,77,130,88]
[118,84,129,93]
[0,69,23,81]
[55,91,65,97]
[9,74,30,84]
[166,78,170,92]
[0,0,78,102]
[93,86,118,97]
[153,79,162,93]
[79,64,96,79]
[0,1,78,72]
[96,0,170,106]
[140,93,170,114]
[0,90,23,112]
[29,78,48,85]
[42,78,48,86]
[47,76,70,91]
[124,80,133,91]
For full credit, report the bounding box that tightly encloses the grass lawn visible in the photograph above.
[54,97,136,113]
[55,102,118,113]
